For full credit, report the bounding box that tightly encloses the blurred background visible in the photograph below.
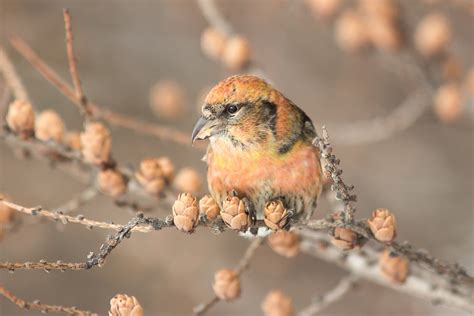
[0,0,473,315]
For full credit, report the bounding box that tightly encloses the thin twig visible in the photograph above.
[235,237,264,273]
[9,35,200,148]
[330,85,433,145]
[298,274,359,316]
[197,0,234,37]
[0,199,153,233]
[63,9,90,117]
[54,186,98,214]
[193,296,220,316]
[0,285,98,315]
[0,261,87,271]
[314,126,356,224]
[0,46,29,101]
[84,213,170,268]
[193,237,264,315]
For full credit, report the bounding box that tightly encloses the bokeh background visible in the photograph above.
[0,0,473,315]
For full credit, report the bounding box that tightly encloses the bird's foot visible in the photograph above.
[242,197,257,226]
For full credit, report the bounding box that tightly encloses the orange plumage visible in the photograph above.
[192,75,322,225]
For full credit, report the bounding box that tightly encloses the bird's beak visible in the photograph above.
[192,116,217,143]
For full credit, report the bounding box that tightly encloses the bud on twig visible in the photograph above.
[156,157,175,182]
[173,167,202,194]
[35,110,65,143]
[221,195,249,231]
[65,131,82,150]
[6,100,35,139]
[264,200,288,231]
[335,10,370,53]
[108,294,144,316]
[97,169,127,197]
[306,0,341,19]
[261,290,294,316]
[172,193,199,232]
[213,269,241,301]
[379,249,409,284]
[368,208,396,242]
[268,231,300,258]
[149,80,185,120]
[359,0,399,22]
[434,83,463,123]
[415,13,451,58]
[331,227,358,250]
[135,158,166,196]
[222,35,251,70]
[80,122,112,165]
[201,27,227,60]
[199,195,220,220]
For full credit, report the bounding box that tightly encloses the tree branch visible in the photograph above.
[193,237,264,315]
[0,46,29,102]
[0,285,98,315]
[63,9,90,117]
[298,274,359,316]
[8,35,199,148]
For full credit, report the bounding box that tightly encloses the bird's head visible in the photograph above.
[192,75,294,147]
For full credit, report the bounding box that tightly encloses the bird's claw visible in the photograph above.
[242,197,257,226]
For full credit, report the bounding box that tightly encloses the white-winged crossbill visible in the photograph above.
[192,75,322,230]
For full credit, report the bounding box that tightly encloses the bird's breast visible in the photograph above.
[206,137,322,211]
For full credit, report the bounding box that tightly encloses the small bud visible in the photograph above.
[335,10,370,53]
[367,18,402,52]
[35,110,65,143]
[80,122,112,165]
[359,0,399,22]
[135,158,166,196]
[268,231,300,258]
[199,195,220,220]
[108,294,144,316]
[221,195,249,231]
[331,227,358,250]
[434,83,463,123]
[0,194,14,224]
[64,131,82,150]
[97,169,127,197]
[261,290,294,316]
[212,269,241,301]
[149,80,185,120]
[415,13,451,58]
[201,27,227,60]
[264,200,288,231]
[6,100,35,139]
[172,193,199,232]
[368,208,396,242]
[379,249,409,283]
[173,167,202,194]
[306,0,342,19]
[222,35,251,70]
[156,157,175,182]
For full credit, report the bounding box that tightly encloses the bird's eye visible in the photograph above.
[227,105,239,114]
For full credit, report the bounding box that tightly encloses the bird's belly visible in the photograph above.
[207,146,322,217]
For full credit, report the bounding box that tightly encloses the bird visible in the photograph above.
[192,75,323,230]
